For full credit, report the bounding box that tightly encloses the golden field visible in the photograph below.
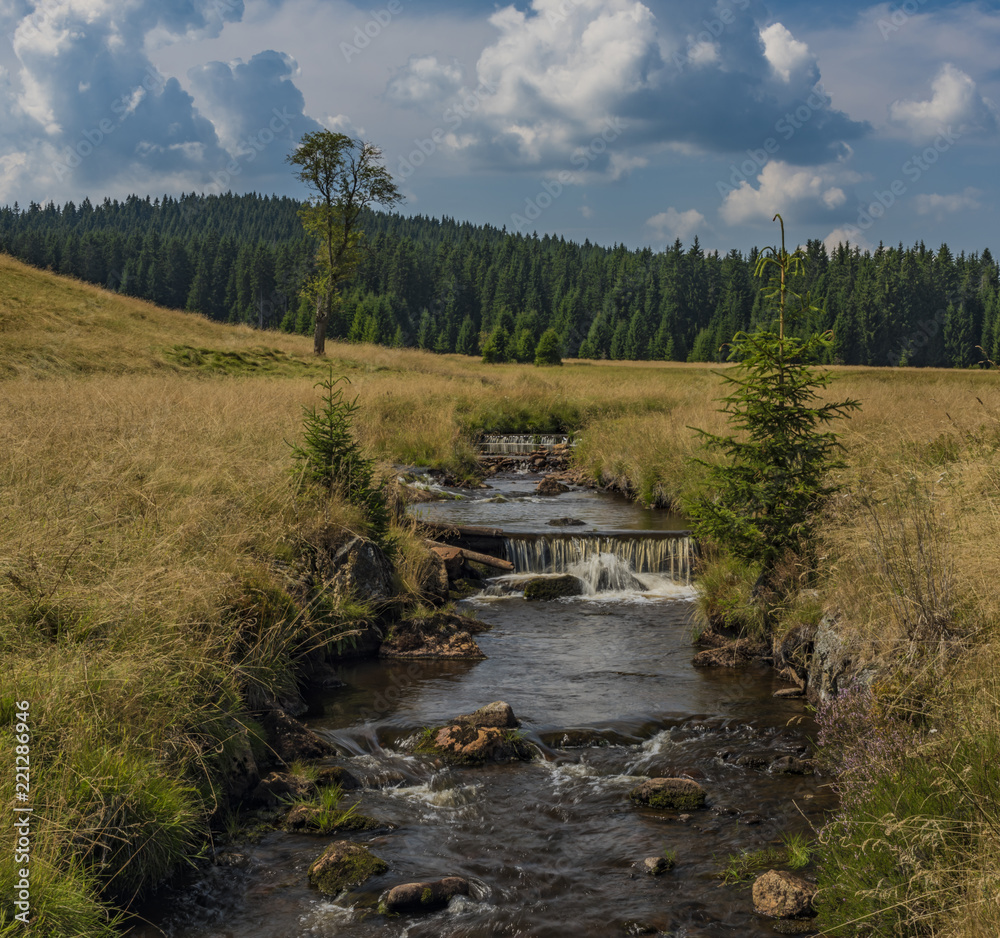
[2,252,1000,935]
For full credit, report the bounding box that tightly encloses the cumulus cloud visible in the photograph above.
[889,63,996,141]
[720,160,854,225]
[385,55,464,108]
[646,206,706,241]
[760,23,816,85]
[915,187,983,216]
[388,0,866,180]
[188,50,321,185]
[0,0,315,201]
[823,225,873,254]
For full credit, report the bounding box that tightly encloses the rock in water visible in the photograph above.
[642,855,674,875]
[523,574,586,600]
[308,842,388,895]
[752,869,817,919]
[379,612,487,659]
[382,876,470,913]
[536,477,569,496]
[628,777,707,810]
[456,700,519,728]
[259,709,335,764]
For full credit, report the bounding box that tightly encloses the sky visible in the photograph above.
[0,0,998,255]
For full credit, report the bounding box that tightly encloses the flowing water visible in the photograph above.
[131,473,830,938]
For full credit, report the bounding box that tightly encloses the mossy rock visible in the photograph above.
[308,841,388,895]
[629,777,707,811]
[523,575,585,601]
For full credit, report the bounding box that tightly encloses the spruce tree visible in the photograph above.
[686,216,861,576]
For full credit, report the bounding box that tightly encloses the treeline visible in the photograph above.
[1,191,998,367]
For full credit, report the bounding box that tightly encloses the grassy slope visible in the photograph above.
[3,255,1000,934]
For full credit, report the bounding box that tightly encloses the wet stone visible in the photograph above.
[629,777,707,811]
[307,841,388,896]
[381,876,470,913]
[642,856,674,875]
[752,870,817,919]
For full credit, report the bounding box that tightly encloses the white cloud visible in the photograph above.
[385,55,463,108]
[823,226,873,254]
[889,63,996,140]
[914,187,982,216]
[720,160,856,224]
[646,206,706,241]
[760,23,815,84]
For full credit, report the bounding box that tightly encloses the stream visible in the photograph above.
[131,471,832,938]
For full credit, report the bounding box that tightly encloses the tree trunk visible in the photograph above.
[313,295,328,356]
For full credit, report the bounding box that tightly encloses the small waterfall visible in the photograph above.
[478,433,570,455]
[502,532,694,585]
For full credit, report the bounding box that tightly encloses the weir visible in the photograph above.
[502,531,694,584]
[478,433,570,455]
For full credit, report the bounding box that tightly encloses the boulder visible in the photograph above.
[523,575,586,601]
[773,687,805,699]
[546,517,586,526]
[381,876,470,913]
[307,841,388,895]
[326,536,394,606]
[536,477,569,496]
[427,544,465,579]
[751,869,817,919]
[259,709,335,765]
[629,777,707,811]
[770,756,814,776]
[642,855,674,875]
[425,723,531,765]
[249,771,316,808]
[456,700,519,728]
[316,765,361,791]
[379,612,487,659]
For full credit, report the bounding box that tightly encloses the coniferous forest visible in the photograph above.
[1,190,998,367]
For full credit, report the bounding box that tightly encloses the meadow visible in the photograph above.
[2,252,1000,935]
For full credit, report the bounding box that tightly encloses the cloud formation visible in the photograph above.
[889,63,996,141]
[0,0,314,201]
[647,206,706,241]
[720,160,855,225]
[384,0,868,179]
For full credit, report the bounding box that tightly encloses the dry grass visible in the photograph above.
[5,253,1000,933]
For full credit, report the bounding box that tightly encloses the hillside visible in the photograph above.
[3,193,1000,369]
[2,259,1000,936]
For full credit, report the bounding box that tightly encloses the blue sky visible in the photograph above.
[1,0,998,255]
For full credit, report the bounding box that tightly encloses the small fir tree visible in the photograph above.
[290,372,389,546]
[686,216,861,575]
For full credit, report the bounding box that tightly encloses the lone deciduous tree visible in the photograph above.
[287,131,402,356]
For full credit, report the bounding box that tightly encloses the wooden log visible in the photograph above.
[420,521,505,539]
[423,539,514,571]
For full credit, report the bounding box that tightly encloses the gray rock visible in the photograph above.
[456,700,519,728]
[523,574,586,601]
[382,876,470,913]
[327,536,394,605]
[629,778,707,810]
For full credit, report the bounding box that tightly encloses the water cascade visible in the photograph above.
[478,433,570,455]
[502,531,694,584]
